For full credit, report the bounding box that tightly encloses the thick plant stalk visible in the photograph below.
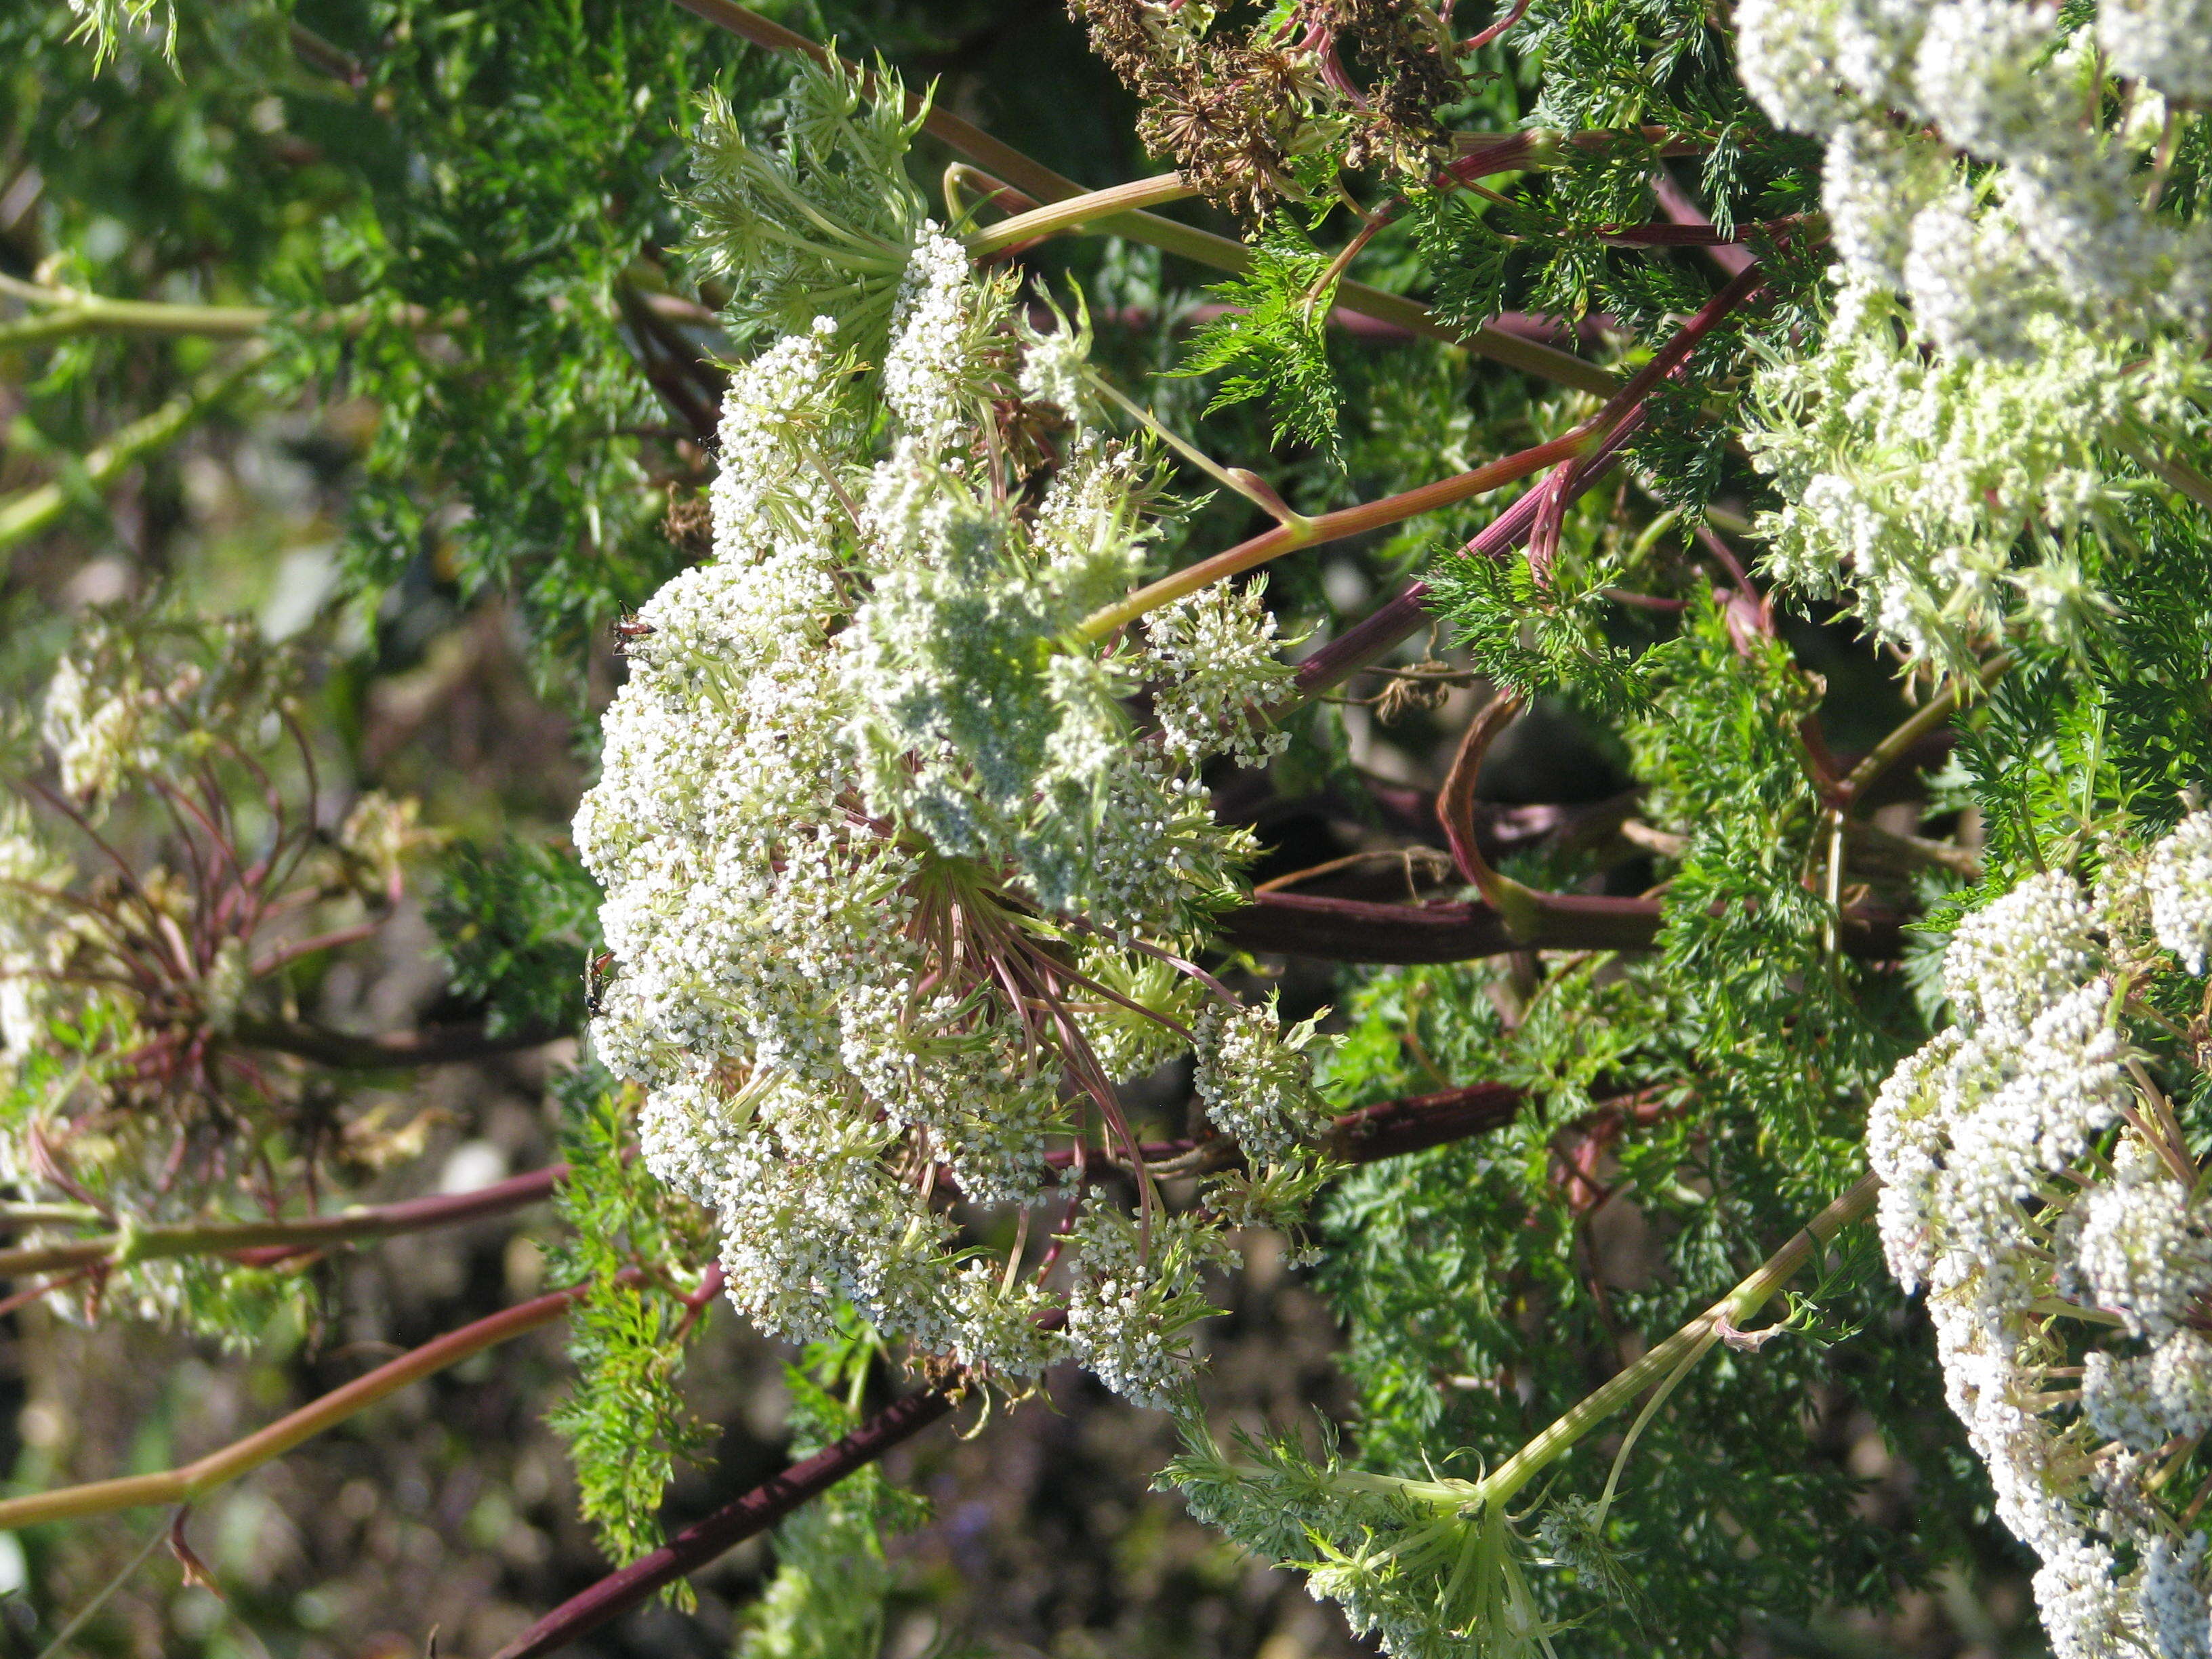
[1325,1082,1528,1161]
[1042,1082,1536,1179]
[0,1161,567,1279]
[1078,429,1591,640]
[487,1386,959,1659]
[0,293,270,348]
[659,0,1618,396]
[1220,887,1905,962]
[0,1281,593,1529]
[228,1014,562,1070]
[1832,651,2012,809]
[0,1073,1557,1538]
[1224,888,1664,962]
[964,173,1201,255]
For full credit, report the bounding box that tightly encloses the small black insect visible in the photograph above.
[583,949,615,1016]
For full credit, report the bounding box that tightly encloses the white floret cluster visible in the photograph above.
[39,651,163,809]
[1748,281,2205,672]
[2149,813,2212,975]
[1739,0,2212,350]
[1734,0,2211,670]
[1866,817,2212,1659]
[0,802,74,1061]
[579,160,1326,1403]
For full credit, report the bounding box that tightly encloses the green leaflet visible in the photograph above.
[544,1069,718,1582]
[735,1327,941,1659]
[1174,221,1345,465]
[428,837,602,1040]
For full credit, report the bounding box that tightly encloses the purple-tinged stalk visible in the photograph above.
[0,1159,567,1279]
[487,1383,964,1659]
[1296,264,1771,699]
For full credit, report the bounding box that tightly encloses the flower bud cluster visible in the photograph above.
[581,78,1326,1404]
[1866,819,2212,1659]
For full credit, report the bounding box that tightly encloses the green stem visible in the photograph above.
[0,1282,596,1529]
[0,1204,104,1231]
[0,349,263,552]
[1832,651,2012,810]
[1077,427,1588,639]
[964,173,1200,257]
[2121,435,2212,516]
[1084,369,1312,529]
[0,295,272,349]
[1476,1170,1878,1509]
[31,1511,173,1657]
[1080,210,1616,394]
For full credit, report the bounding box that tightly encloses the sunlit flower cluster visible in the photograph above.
[1735,0,2211,670]
[1866,821,2212,1659]
[580,74,1322,1406]
[1739,0,2211,353]
[1746,266,2207,673]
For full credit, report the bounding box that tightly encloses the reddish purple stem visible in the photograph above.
[487,1389,953,1658]
[1219,886,1906,962]
[1295,263,1769,699]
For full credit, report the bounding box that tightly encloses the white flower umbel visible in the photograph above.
[1866,830,2212,1658]
[1739,0,2212,351]
[581,107,1328,1404]
[2097,0,2212,106]
[1737,0,2212,674]
[1191,998,1331,1164]
[2148,810,2212,975]
[40,652,159,809]
[1143,579,1299,769]
[1748,281,2203,672]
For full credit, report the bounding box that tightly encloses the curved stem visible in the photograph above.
[1477,1171,1878,1508]
[1084,369,1313,528]
[659,0,1618,397]
[1436,693,1528,905]
[964,173,1200,257]
[1832,651,2011,810]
